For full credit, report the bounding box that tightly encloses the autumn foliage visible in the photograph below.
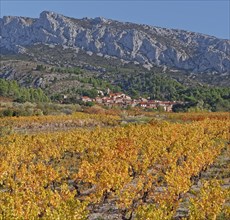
[0,112,229,219]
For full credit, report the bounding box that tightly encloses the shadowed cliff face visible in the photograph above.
[1,11,230,73]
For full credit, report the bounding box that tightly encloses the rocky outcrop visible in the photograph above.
[1,11,229,73]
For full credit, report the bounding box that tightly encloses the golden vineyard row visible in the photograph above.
[0,114,229,219]
[0,111,121,126]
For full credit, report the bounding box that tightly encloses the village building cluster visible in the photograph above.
[81,90,179,112]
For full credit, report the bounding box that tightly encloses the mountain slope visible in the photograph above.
[1,11,230,74]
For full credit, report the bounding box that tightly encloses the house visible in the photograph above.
[158,101,174,112]
[139,102,148,108]
[114,98,123,104]
[124,95,132,100]
[109,92,123,99]
[102,97,114,104]
[131,100,139,107]
[95,97,103,103]
[81,96,92,102]
[147,101,158,109]
[139,97,148,102]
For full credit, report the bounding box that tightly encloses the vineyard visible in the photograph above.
[0,112,229,219]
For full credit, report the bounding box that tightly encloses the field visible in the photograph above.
[0,112,229,219]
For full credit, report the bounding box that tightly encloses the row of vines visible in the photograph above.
[0,113,229,219]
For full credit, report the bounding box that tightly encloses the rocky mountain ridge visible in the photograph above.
[1,11,230,73]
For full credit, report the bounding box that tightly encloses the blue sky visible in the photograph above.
[1,0,229,39]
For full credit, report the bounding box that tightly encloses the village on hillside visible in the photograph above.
[81,89,180,112]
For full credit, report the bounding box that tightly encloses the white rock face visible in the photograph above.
[1,11,230,73]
